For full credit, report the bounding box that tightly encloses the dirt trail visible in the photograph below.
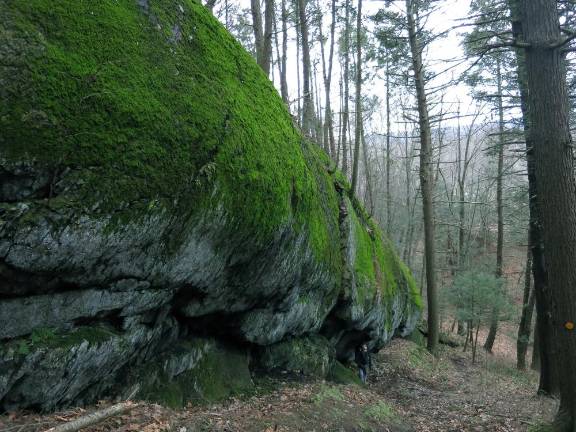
[0,338,557,432]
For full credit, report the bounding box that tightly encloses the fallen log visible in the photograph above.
[44,401,139,432]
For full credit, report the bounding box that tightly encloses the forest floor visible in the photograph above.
[0,331,557,432]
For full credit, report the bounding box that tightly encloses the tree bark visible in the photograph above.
[279,0,289,103]
[516,0,576,428]
[509,0,557,396]
[351,0,363,194]
[484,55,506,353]
[341,0,351,175]
[320,0,337,159]
[517,244,535,370]
[298,0,314,136]
[262,0,275,76]
[406,0,439,355]
[251,0,264,65]
[385,61,392,236]
[205,0,218,12]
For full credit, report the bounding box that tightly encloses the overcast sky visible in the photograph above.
[223,0,476,132]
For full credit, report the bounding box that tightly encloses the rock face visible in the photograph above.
[0,0,421,412]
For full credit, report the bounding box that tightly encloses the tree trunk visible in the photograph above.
[361,134,374,214]
[298,0,314,136]
[327,0,336,159]
[532,316,540,371]
[280,0,289,103]
[484,55,506,353]
[205,0,217,12]
[341,0,351,176]
[385,61,392,236]
[250,0,264,65]
[406,0,439,355]
[517,244,535,370]
[351,0,363,194]
[261,0,275,76]
[509,0,557,396]
[517,0,576,427]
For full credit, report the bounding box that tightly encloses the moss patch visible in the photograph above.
[347,195,422,316]
[312,384,345,405]
[257,335,335,378]
[139,339,254,408]
[364,401,396,422]
[5,325,116,356]
[328,360,362,385]
[0,0,341,272]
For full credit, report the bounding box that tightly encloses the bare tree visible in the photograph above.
[405,0,439,354]
[351,0,363,194]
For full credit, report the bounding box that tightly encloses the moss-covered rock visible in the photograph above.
[136,338,253,408]
[0,0,421,412]
[0,320,179,412]
[323,194,421,359]
[0,0,340,345]
[256,335,334,377]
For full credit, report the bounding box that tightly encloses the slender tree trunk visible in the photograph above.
[251,0,264,64]
[280,0,289,103]
[406,0,438,355]
[517,244,535,370]
[205,0,217,12]
[323,0,337,159]
[484,56,506,353]
[341,0,351,176]
[295,1,302,126]
[517,1,576,428]
[362,134,374,214]
[337,76,343,167]
[456,105,469,337]
[298,0,314,136]
[351,0,363,194]
[532,317,540,371]
[386,61,392,236]
[262,0,275,76]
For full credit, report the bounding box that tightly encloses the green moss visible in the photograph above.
[181,343,253,403]
[1,0,340,272]
[400,261,424,309]
[313,384,344,405]
[344,194,422,315]
[258,335,333,377]
[328,360,362,385]
[138,339,254,408]
[364,401,396,422]
[5,326,117,356]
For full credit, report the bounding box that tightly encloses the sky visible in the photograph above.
[218,0,476,132]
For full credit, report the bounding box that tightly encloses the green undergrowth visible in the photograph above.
[364,401,396,422]
[328,360,363,385]
[312,384,345,404]
[1,0,340,271]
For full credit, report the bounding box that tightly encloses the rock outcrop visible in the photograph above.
[0,0,421,412]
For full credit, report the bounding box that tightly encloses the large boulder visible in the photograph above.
[0,0,420,412]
